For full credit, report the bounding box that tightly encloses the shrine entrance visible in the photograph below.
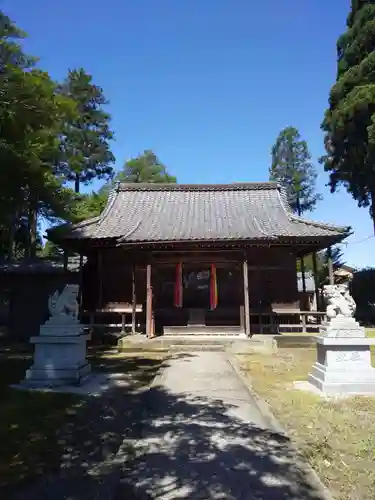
[182,265,210,309]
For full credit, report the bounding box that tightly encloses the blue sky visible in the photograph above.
[4,0,374,267]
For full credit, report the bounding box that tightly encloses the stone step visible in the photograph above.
[163,325,243,336]
[118,334,276,354]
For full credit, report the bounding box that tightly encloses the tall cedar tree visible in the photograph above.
[59,68,115,193]
[269,127,321,215]
[321,1,375,232]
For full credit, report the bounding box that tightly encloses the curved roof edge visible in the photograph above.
[277,186,350,235]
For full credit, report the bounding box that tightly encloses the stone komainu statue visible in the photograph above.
[323,284,356,319]
[48,284,79,320]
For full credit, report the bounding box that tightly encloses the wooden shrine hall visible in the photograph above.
[49,182,350,337]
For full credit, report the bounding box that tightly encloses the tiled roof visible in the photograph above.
[55,183,350,244]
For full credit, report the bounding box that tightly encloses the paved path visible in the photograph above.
[120,352,330,500]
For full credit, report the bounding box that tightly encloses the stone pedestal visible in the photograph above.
[308,317,375,395]
[24,319,90,388]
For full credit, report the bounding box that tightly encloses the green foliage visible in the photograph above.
[73,150,177,222]
[0,63,78,258]
[298,246,345,287]
[269,127,321,215]
[0,11,117,259]
[70,191,107,223]
[321,1,375,232]
[38,240,64,258]
[0,11,36,70]
[114,150,177,184]
[58,68,115,193]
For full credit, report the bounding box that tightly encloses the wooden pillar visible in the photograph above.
[312,252,320,311]
[97,250,103,309]
[243,259,250,336]
[300,256,307,293]
[327,246,334,285]
[146,263,152,337]
[239,305,245,333]
[63,250,68,272]
[131,264,136,334]
[78,253,84,318]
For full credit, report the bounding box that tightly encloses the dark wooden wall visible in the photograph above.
[0,271,78,340]
[82,246,299,310]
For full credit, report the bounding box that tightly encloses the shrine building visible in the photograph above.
[49,182,350,337]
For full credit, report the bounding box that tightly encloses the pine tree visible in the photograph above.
[58,68,115,193]
[321,1,375,232]
[269,127,321,215]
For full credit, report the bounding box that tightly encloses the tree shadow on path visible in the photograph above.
[117,382,329,500]
[12,353,328,500]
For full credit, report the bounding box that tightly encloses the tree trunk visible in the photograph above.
[75,173,80,194]
[296,195,302,217]
[372,191,375,236]
[7,212,16,262]
[27,199,38,259]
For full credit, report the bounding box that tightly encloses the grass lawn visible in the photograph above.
[0,343,164,497]
[237,348,375,500]
[0,347,80,494]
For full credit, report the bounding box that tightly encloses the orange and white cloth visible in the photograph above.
[210,264,218,310]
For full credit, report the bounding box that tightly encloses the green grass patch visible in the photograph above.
[0,350,80,494]
[0,344,165,496]
[237,348,375,500]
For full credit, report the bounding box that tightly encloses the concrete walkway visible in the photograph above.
[120,352,330,499]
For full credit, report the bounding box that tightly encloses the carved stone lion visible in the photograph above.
[48,284,79,320]
[323,284,356,319]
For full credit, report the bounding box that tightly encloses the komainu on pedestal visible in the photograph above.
[23,284,91,388]
[308,284,375,395]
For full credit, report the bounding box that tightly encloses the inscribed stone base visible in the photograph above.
[308,336,375,395]
[23,333,91,388]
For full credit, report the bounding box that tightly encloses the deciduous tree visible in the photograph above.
[114,150,177,184]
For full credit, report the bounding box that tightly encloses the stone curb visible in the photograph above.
[226,354,285,435]
[227,353,333,500]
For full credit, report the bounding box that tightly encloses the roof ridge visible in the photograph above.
[117,182,279,192]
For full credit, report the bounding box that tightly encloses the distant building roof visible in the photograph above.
[0,256,85,274]
[49,182,350,247]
